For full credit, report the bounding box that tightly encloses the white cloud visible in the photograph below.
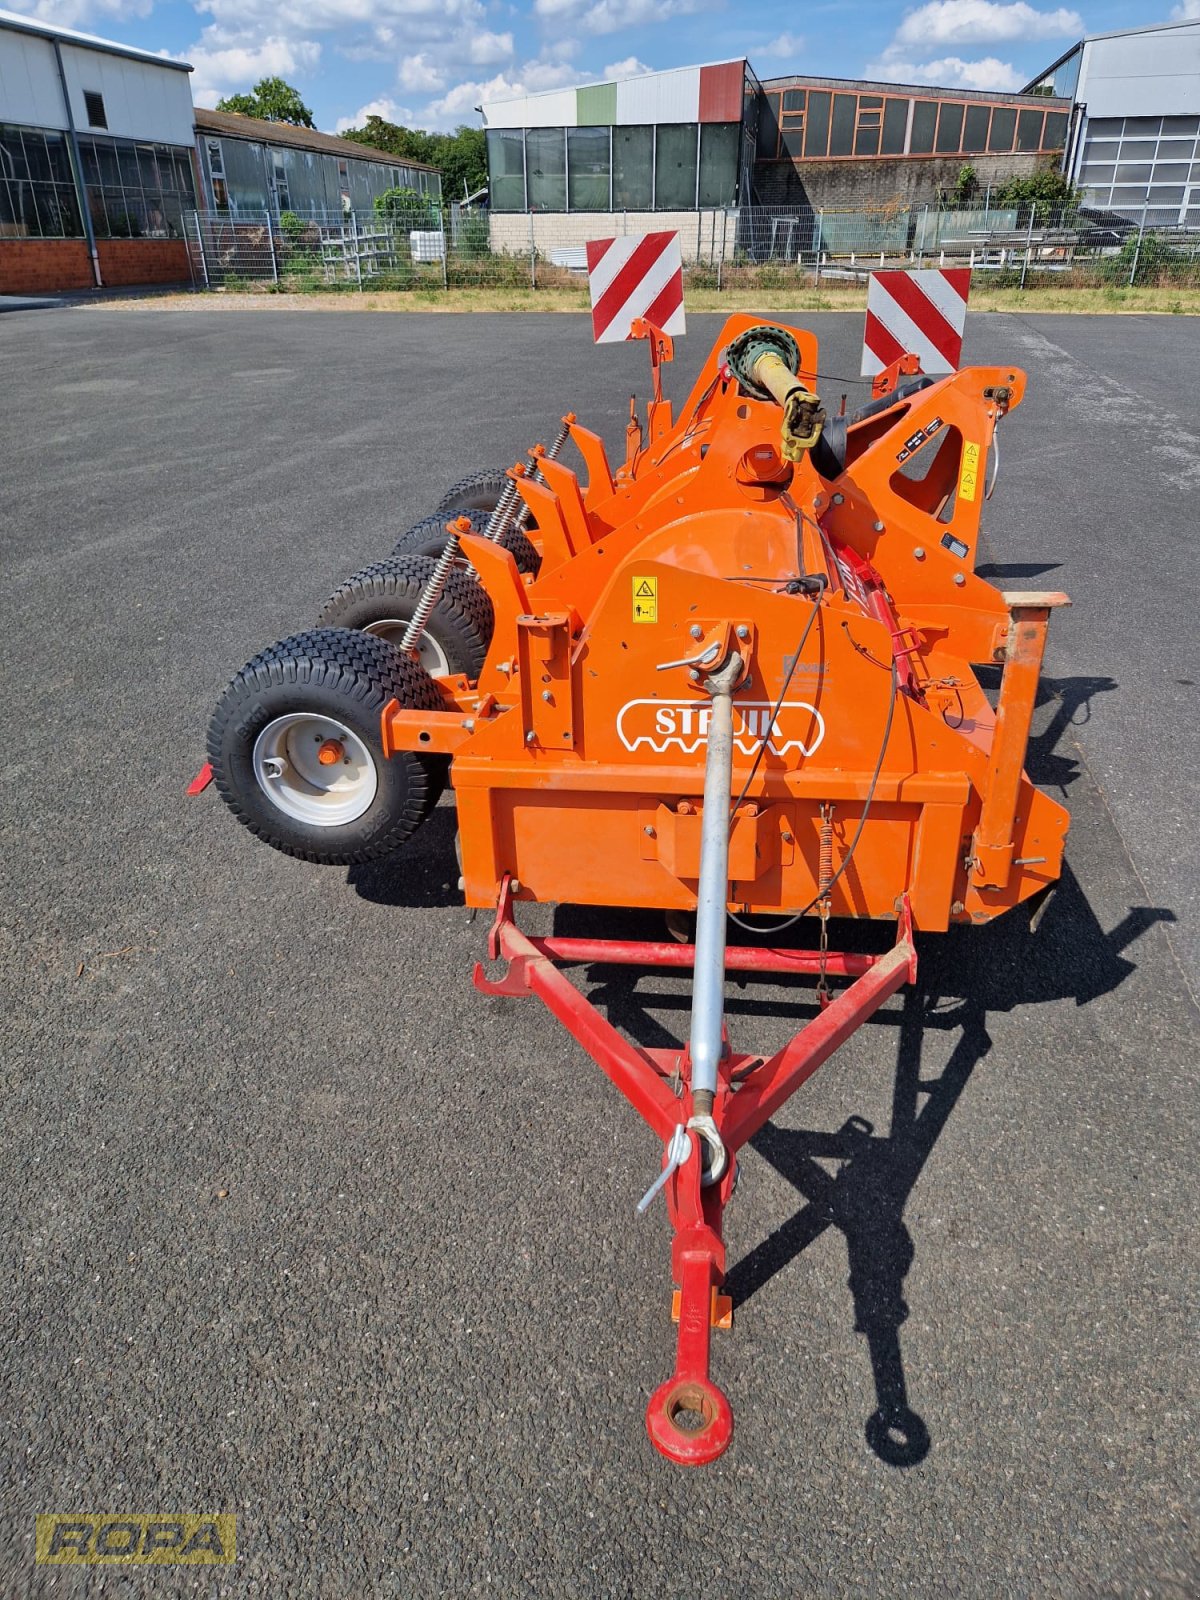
[187,32,322,108]
[334,97,416,133]
[601,56,653,80]
[398,52,446,92]
[1171,0,1200,16]
[1,0,151,25]
[864,0,1080,96]
[531,0,705,36]
[467,30,514,65]
[764,32,805,61]
[866,51,1024,90]
[894,1,1082,47]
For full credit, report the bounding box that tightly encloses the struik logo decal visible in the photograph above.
[617,699,825,759]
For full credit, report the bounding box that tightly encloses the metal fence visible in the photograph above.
[184,202,1200,294]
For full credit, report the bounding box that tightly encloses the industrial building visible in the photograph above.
[755,75,1071,210]
[480,58,1070,226]
[0,6,197,293]
[1024,17,1200,224]
[194,108,440,219]
[0,8,441,294]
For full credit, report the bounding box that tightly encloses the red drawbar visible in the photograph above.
[187,762,214,796]
[474,877,917,1465]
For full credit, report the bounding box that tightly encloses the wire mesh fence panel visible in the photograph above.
[185,202,1200,295]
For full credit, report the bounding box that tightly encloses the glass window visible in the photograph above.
[698,123,739,206]
[1079,164,1115,185]
[1157,139,1197,159]
[0,127,30,181]
[881,98,909,155]
[1087,118,1123,137]
[782,89,804,112]
[1124,117,1161,136]
[1119,140,1156,158]
[654,123,697,209]
[1042,112,1068,149]
[859,96,882,110]
[782,127,805,159]
[1083,139,1119,162]
[963,105,989,151]
[756,93,779,160]
[804,91,830,158]
[525,127,565,211]
[1149,186,1185,205]
[1052,46,1082,100]
[567,126,609,210]
[854,119,880,157]
[936,102,964,154]
[829,94,856,156]
[1162,117,1199,136]
[1115,163,1153,184]
[613,125,652,208]
[911,101,937,153]
[487,129,525,211]
[988,107,1016,151]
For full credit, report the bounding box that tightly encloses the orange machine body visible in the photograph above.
[383,314,1068,933]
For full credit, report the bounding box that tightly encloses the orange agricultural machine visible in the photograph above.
[207,314,1068,1464]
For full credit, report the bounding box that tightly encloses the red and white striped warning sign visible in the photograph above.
[585,231,685,345]
[861,268,970,377]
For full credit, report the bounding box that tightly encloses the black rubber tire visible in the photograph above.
[392,509,541,576]
[207,628,443,866]
[318,554,494,680]
[434,468,511,516]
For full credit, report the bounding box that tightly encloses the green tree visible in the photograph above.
[995,163,1080,226]
[217,76,315,128]
[341,117,487,201]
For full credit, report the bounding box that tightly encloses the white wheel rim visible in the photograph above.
[363,619,451,677]
[252,712,378,826]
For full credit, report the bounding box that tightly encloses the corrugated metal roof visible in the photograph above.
[0,4,192,70]
[193,107,440,171]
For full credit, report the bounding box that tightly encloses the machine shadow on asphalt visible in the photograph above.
[562,865,1174,1470]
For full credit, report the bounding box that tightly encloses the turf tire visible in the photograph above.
[207,627,443,866]
[318,554,494,680]
[433,469,511,516]
[391,509,540,576]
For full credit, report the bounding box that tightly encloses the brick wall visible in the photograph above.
[0,237,190,295]
[97,238,191,286]
[0,241,94,294]
[754,153,1046,211]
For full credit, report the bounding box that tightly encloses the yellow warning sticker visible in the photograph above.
[958,440,981,502]
[632,575,658,623]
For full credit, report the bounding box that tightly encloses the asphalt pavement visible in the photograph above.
[1,305,1197,1597]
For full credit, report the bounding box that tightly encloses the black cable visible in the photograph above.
[728,656,900,935]
[728,585,825,831]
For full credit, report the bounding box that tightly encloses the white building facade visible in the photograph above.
[1027,18,1200,223]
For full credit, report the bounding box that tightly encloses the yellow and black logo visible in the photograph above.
[36,1514,235,1565]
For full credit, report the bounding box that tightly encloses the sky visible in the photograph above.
[6,0,1197,134]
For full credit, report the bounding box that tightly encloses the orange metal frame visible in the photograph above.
[383,313,1068,933]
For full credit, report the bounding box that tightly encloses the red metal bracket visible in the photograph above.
[473,877,917,1465]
